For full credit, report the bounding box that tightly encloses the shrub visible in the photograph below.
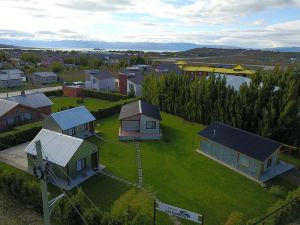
[45,89,63,97]
[83,89,129,101]
[0,163,42,210]
[269,185,282,197]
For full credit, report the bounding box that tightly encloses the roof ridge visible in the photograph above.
[138,100,142,114]
[40,129,84,142]
[213,121,281,144]
[51,105,86,115]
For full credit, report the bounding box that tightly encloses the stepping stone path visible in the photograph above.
[136,142,144,187]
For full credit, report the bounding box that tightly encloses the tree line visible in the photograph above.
[142,69,300,146]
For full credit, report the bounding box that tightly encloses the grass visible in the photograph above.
[58,70,86,82]
[51,96,118,112]
[87,113,296,225]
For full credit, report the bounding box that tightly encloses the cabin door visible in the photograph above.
[91,152,98,170]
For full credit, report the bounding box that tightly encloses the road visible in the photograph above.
[0,85,62,98]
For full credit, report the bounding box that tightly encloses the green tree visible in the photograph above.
[52,61,63,73]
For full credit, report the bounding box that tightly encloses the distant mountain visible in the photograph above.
[0,39,242,51]
[0,43,21,48]
[266,47,300,53]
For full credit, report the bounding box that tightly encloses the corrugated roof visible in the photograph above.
[0,73,22,80]
[24,129,83,167]
[198,122,282,162]
[33,72,57,77]
[7,92,53,109]
[50,106,96,130]
[0,99,18,117]
[86,70,114,80]
[128,75,145,84]
[119,100,161,120]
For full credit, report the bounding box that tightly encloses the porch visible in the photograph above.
[259,161,295,183]
[118,127,162,141]
[48,164,106,190]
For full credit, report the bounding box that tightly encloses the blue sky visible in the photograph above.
[0,0,300,48]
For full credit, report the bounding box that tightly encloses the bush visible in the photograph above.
[0,163,42,210]
[44,89,63,97]
[269,185,282,197]
[83,89,129,101]
[0,122,42,151]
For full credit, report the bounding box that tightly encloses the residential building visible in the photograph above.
[155,63,182,75]
[1,69,26,82]
[25,129,100,190]
[7,91,53,115]
[0,72,22,88]
[119,100,162,140]
[198,122,294,183]
[0,99,40,131]
[127,75,144,96]
[31,72,58,85]
[85,70,115,91]
[43,106,96,139]
[118,66,145,95]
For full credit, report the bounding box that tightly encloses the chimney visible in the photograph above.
[21,90,26,96]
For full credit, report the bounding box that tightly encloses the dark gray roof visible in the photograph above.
[119,100,161,120]
[128,75,144,84]
[119,68,144,76]
[7,92,53,109]
[0,99,18,117]
[33,72,57,77]
[87,70,114,80]
[198,122,282,162]
[156,64,182,75]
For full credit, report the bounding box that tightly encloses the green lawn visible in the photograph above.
[51,96,118,112]
[87,113,294,225]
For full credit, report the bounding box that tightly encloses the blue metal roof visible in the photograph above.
[50,106,96,130]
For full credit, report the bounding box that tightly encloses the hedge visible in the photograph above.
[0,162,42,210]
[83,89,129,101]
[44,89,63,97]
[0,121,42,151]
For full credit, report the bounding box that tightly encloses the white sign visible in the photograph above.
[155,201,203,224]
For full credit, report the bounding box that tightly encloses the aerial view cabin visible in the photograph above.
[0,99,40,131]
[24,129,100,190]
[119,100,162,140]
[7,91,53,115]
[43,106,96,139]
[198,122,294,183]
[85,70,115,91]
[31,72,58,85]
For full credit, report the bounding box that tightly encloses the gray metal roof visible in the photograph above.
[119,100,161,120]
[0,99,18,117]
[7,92,53,109]
[24,129,83,167]
[0,73,22,81]
[198,122,282,162]
[50,106,96,130]
[32,72,57,77]
[128,75,144,84]
[86,70,114,80]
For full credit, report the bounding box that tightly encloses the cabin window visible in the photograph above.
[23,112,32,121]
[71,127,76,136]
[146,121,156,129]
[238,154,250,167]
[5,117,15,125]
[76,158,86,171]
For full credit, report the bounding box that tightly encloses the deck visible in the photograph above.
[118,128,162,141]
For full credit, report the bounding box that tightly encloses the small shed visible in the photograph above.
[198,122,294,183]
[31,72,57,84]
[43,106,96,139]
[25,129,99,190]
[119,100,162,140]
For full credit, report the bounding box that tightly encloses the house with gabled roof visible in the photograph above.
[85,70,115,91]
[0,99,40,131]
[119,100,162,140]
[25,129,100,190]
[7,91,53,115]
[31,72,58,85]
[43,106,96,139]
[198,122,294,183]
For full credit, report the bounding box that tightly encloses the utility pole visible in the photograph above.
[34,140,64,225]
[35,140,51,225]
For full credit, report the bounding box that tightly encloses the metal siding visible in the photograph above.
[140,114,160,134]
[122,120,140,131]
